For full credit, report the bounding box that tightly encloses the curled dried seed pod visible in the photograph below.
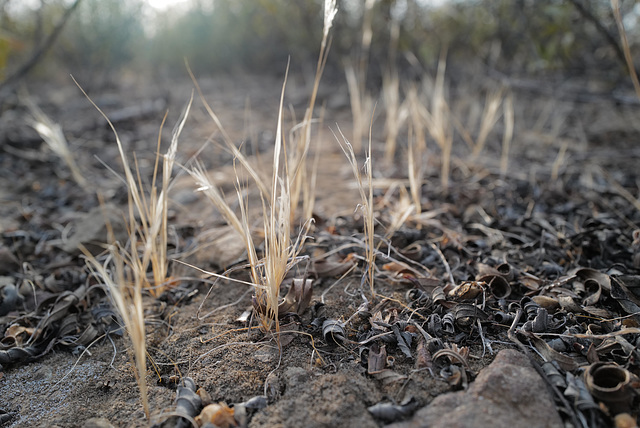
[322,319,346,346]
[584,363,634,415]
[494,311,515,325]
[431,287,446,305]
[582,279,602,306]
[478,275,511,299]
[426,314,442,337]
[406,288,430,307]
[195,403,236,428]
[368,343,387,374]
[557,295,583,313]
[453,303,488,328]
[442,312,455,334]
[541,361,567,389]
[524,307,549,333]
[367,397,418,423]
[521,297,540,320]
[496,263,516,281]
[243,395,267,410]
[439,364,468,389]
[448,281,484,300]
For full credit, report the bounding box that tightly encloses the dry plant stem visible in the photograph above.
[335,125,376,298]
[291,0,337,222]
[472,88,504,158]
[408,88,426,214]
[419,54,453,189]
[500,92,514,178]
[611,0,640,100]
[383,70,400,163]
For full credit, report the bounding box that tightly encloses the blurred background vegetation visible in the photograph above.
[0,0,639,89]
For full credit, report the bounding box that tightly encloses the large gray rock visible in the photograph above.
[387,349,563,428]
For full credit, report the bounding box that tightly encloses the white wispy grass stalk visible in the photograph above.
[23,94,88,189]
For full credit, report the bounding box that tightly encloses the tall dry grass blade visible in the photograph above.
[74,80,192,419]
[407,87,426,214]
[472,88,504,158]
[289,0,337,222]
[612,0,640,100]
[418,55,453,189]
[22,93,88,189]
[334,124,375,298]
[383,70,401,163]
[500,92,514,178]
[345,62,364,152]
[186,63,270,200]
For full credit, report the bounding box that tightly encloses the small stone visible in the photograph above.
[386,349,563,428]
[82,417,115,428]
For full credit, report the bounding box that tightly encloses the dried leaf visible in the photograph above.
[523,331,578,371]
[195,402,236,428]
[368,343,387,374]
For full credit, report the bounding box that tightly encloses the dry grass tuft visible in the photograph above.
[190,65,311,334]
[74,79,192,419]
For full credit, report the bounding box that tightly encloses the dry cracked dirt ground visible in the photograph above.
[0,71,639,427]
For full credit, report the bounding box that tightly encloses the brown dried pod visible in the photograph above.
[496,263,516,281]
[322,319,346,346]
[368,343,387,374]
[531,295,561,312]
[478,274,511,299]
[195,403,236,428]
[582,279,602,306]
[415,336,432,370]
[440,364,468,389]
[584,363,634,415]
[476,262,502,277]
[431,286,446,304]
[448,281,484,300]
[277,278,313,316]
[557,295,583,314]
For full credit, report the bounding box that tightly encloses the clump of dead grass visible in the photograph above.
[75,79,192,419]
